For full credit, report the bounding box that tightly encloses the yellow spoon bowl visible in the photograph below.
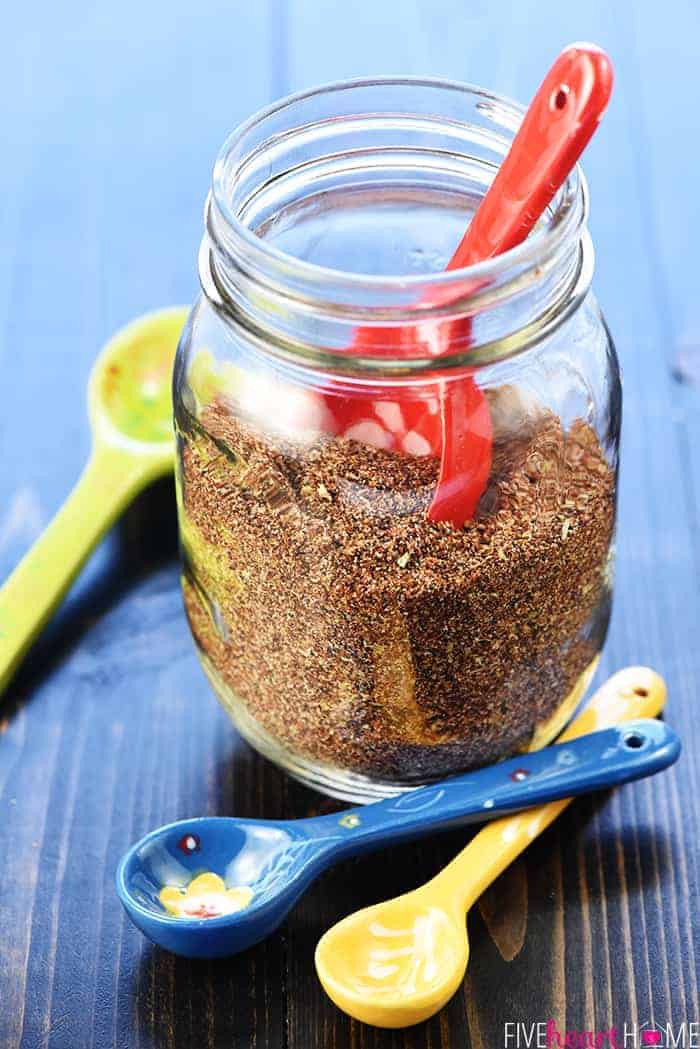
[315,667,667,1028]
[0,306,189,694]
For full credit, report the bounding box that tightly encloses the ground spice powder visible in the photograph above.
[177,386,615,784]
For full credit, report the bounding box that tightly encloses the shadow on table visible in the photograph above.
[1,475,178,718]
[128,787,676,1049]
[132,939,291,1049]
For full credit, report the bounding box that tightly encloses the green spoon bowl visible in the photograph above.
[0,306,188,694]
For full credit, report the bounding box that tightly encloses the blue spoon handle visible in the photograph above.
[305,720,679,857]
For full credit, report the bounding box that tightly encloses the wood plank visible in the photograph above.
[282,3,700,1047]
[0,1,698,1047]
[0,3,280,1048]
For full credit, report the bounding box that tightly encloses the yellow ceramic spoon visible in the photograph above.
[315,666,667,1028]
[0,306,188,694]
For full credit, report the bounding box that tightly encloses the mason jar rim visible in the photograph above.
[209,74,587,297]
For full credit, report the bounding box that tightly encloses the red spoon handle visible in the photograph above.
[448,43,614,270]
[427,44,613,526]
[329,46,613,528]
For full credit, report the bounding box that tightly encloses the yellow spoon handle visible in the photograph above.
[431,667,667,911]
[0,444,145,694]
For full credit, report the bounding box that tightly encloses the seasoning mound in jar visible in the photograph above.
[177,383,615,784]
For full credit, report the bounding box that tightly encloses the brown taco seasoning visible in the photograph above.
[176,384,615,785]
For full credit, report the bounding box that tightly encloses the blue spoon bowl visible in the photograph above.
[116,718,679,958]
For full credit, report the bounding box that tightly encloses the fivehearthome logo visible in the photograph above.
[503,1019,700,1048]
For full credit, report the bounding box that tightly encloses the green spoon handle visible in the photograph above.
[0,445,146,694]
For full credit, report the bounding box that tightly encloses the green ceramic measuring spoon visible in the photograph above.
[0,306,188,694]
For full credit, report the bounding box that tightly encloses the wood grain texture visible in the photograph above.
[0,1,698,1047]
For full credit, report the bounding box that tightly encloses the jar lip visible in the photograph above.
[210,74,587,298]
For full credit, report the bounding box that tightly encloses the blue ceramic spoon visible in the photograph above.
[116,717,679,958]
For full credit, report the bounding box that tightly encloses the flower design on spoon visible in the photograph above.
[159,872,253,919]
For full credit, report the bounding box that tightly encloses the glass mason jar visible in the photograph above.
[174,78,621,803]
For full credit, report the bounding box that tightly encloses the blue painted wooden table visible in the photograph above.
[1,2,698,1047]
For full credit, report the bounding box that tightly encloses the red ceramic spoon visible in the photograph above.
[428,43,614,524]
[325,44,614,526]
